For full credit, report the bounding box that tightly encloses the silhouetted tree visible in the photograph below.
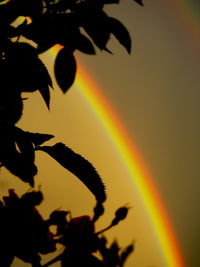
[0,0,143,266]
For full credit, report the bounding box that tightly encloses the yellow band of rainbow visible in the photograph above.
[48,45,185,267]
[75,63,184,267]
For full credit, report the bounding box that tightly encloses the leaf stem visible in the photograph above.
[96,224,113,235]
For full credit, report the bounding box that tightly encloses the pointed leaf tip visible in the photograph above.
[109,18,131,54]
[25,131,54,146]
[1,127,37,185]
[76,34,96,55]
[38,85,51,110]
[134,0,144,6]
[37,60,53,109]
[54,48,76,93]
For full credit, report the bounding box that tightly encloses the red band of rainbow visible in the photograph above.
[48,45,185,267]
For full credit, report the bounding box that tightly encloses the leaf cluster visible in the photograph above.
[0,126,106,202]
[0,0,143,212]
[0,0,143,96]
[0,0,144,266]
[0,189,133,266]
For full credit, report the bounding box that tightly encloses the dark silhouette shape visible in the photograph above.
[0,0,143,265]
[0,190,55,266]
[37,143,106,202]
[54,47,77,93]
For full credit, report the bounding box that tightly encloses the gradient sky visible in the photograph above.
[1,0,200,266]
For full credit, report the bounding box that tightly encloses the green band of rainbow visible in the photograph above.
[75,63,184,267]
[48,45,184,267]
[166,0,200,53]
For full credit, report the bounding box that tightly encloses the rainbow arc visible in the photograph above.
[74,64,184,267]
[48,33,185,265]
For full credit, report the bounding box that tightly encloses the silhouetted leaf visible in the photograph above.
[36,66,51,109]
[15,0,43,20]
[0,0,19,24]
[133,0,144,6]
[109,17,131,53]
[110,240,119,253]
[0,254,14,267]
[54,48,76,93]
[37,143,106,202]
[0,190,55,265]
[120,243,134,266]
[25,132,54,147]
[75,0,104,12]
[0,127,37,186]
[20,191,43,206]
[23,13,78,53]
[22,15,57,51]
[0,0,42,28]
[0,87,23,126]
[46,0,74,13]
[2,42,52,109]
[4,18,28,40]
[37,59,53,109]
[48,210,69,226]
[38,84,51,109]
[15,128,35,161]
[76,34,96,54]
[37,40,56,54]
[81,11,111,51]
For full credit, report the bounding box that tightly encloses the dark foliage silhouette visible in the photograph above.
[0,190,55,266]
[37,143,106,202]
[0,0,143,266]
[0,189,133,266]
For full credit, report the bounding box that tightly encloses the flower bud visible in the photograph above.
[115,206,129,220]
[111,206,129,226]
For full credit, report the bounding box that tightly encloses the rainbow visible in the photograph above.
[166,0,200,51]
[74,63,184,267]
[46,0,200,260]
[4,0,199,264]
[36,0,200,264]
[175,0,200,27]
[47,44,184,267]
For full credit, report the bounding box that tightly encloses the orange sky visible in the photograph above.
[1,0,200,266]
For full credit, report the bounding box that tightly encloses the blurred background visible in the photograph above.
[1,0,200,266]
